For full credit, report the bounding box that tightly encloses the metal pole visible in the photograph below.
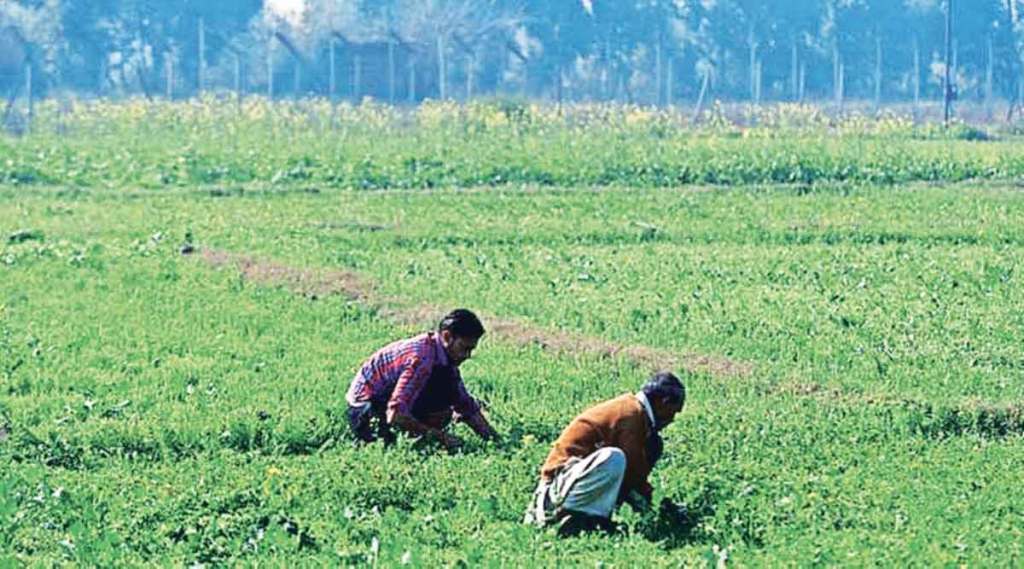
[198,17,205,95]
[986,36,994,119]
[234,53,242,108]
[25,64,32,133]
[749,31,757,102]
[838,62,845,112]
[466,53,474,101]
[408,60,416,103]
[666,56,674,107]
[913,37,920,113]
[943,0,953,126]
[329,39,336,100]
[791,40,798,101]
[874,35,882,111]
[655,33,663,106]
[268,31,275,99]
[354,55,362,102]
[437,35,446,100]
[388,39,396,104]
[756,59,762,105]
[799,61,806,103]
[165,53,173,99]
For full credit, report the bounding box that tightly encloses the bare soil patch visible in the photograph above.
[195,249,753,378]
[200,249,369,301]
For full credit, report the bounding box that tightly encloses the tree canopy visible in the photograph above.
[0,0,1018,105]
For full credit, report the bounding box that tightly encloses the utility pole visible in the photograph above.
[943,0,953,126]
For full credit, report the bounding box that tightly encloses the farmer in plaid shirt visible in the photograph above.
[346,308,498,449]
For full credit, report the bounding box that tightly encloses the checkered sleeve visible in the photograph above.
[385,353,430,422]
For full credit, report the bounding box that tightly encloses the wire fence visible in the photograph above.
[1,51,1019,140]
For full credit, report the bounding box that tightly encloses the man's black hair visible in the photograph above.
[438,308,485,340]
[641,371,685,406]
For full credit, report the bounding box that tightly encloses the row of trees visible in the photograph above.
[0,1,1021,110]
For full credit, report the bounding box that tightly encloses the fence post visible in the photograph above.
[791,40,798,101]
[165,53,174,99]
[798,61,806,103]
[267,30,275,99]
[465,54,473,101]
[692,67,710,124]
[234,53,242,108]
[25,64,32,133]
[408,60,416,103]
[198,17,206,96]
[437,35,447,100]
[874,35,882,111]
[388,38,396,104]
[913,37,920,118]
[943,0,953,127]
[666,56,674,107]
[838,62,845,113]
[329,38,336,100]
[655,34,663,106]
[354,55,362,102]
[754,58,762,105]
[986,36,994,120]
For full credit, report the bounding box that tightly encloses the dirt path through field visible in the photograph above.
[197,249,753,378]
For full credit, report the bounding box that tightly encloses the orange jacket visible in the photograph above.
[540,393,655,500]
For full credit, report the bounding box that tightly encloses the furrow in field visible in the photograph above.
[195,248,753,379]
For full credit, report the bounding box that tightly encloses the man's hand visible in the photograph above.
[438,431,463,450]
[658,498,690,527]
[464,411,500,442]
[625,489,652,513]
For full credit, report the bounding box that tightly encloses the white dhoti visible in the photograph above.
[524,447,627,525]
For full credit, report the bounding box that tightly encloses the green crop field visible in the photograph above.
[2,100,1024,566]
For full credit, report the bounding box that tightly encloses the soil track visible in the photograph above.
[197,249,753,378]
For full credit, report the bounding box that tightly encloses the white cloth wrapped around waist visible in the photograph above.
[524,447,627,525]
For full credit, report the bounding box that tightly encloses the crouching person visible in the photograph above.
[524,372,685,536]
[345,308,498,450]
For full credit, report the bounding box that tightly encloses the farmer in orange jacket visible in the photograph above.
[524,371,687,535]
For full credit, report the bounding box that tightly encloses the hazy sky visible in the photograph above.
[265,0,305,26]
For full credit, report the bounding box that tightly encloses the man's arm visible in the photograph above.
[386,356,459,448]
[613,415,656,503]
[451,372,499,441]
[463,411,498,441]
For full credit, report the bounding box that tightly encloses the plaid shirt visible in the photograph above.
[346,332,481,420]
